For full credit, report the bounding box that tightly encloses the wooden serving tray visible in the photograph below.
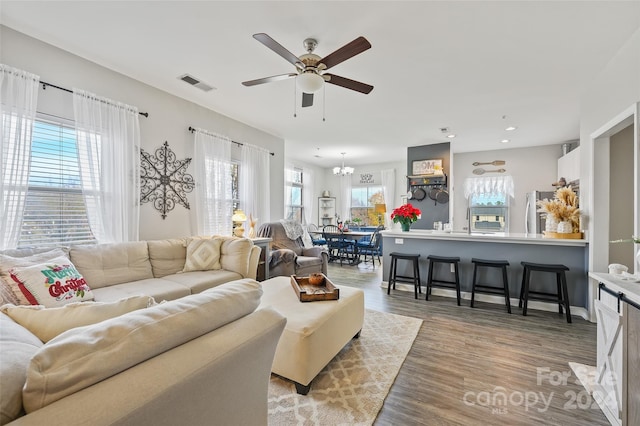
[543,231,584,239]
[290,274,340,302]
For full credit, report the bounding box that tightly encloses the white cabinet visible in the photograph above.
[591,272,640,426]
[558,146,581,182]
[318,197,336,226]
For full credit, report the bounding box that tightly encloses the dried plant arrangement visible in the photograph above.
[537,186,581,233]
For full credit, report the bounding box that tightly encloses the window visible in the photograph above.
[285,168,303,222]
[469,193,508,232]
[351,186,385,226]
[18,117,95,247]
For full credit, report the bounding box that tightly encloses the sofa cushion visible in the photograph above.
[163,270,244,294]
[0,312,43,425]
[0,295,155,343]
[69,242,153,289]
[147,238,187,278]
[8,256,94,307]
[22,279,263,413]
[90,278,190,303]
[0,249,68,305]
[182,238,222,272]
[219,237,254,278]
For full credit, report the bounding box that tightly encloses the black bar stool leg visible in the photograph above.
[522,267,530,316]
[470,263,478,308]
[387,257,396,294]
[561,272,572,323]
[426,260,434,301]
[502,265,511,314]
[454,263,461,306]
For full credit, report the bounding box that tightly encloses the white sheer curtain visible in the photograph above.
[284,160,294,218]
[193,128,233,236]
[340,175,352,223]
[381,168,396,228]
[73,89,141,243]
[302,168,314,225]
[463,175,515,199]
[0,65,40,249]
[240,143,270,226]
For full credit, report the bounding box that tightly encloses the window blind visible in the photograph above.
[18,118,95,247]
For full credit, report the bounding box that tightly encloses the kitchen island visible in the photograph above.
[381,229,590,319]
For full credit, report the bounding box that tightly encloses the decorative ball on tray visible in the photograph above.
[308,273,325,286]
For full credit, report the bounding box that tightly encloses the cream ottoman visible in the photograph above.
[259,276,365,394]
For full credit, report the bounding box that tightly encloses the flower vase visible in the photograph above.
[545,216,558,233]
[401,222,411,232]
[557,221,573,234]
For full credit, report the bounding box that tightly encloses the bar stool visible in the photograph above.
[426,255,461,305]
[388,252,421,299]
[470,258,511,313]
[519,261,571,323]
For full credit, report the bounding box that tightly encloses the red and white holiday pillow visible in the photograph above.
[9,256,94,307]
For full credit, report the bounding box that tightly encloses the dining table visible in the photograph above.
[308,230,374,265]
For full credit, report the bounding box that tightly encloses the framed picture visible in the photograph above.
[412,159,443,175]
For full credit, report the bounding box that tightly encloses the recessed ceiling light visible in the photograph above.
[447,134,456,138]
[505,126,517,131]
[501,139,510,143]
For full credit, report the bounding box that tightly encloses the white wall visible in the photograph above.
[581,27,640,271]
[1,26,285,240]
[452,144,563,233]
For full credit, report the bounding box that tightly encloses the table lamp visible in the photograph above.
[374,204,386,226]
[232,209,247,237]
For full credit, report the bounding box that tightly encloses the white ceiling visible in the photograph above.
[1,1,639,168]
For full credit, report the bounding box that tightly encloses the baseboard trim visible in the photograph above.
[381,281,590,321]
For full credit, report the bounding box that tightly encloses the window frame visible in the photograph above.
[285,167,303,222]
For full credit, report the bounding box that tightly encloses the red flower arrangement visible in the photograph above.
[390,203,422,226]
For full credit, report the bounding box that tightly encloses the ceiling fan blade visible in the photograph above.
[318,36,371,70]
[301,92,314,108]
[324,74,373,94]
[242,73,297,86]
[253,33,304,69]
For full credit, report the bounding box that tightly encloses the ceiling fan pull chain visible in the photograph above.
[322,84,326,122]
[293,82,297,118]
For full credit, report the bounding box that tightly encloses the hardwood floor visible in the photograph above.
[325,261,609,426]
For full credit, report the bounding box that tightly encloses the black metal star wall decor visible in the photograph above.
[140,141,195,219]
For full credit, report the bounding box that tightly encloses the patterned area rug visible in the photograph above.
[268,309,422,425]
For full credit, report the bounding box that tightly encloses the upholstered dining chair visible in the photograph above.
[322,225,356,266]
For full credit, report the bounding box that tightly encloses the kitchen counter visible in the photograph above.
[380,229,588,246]
[381,229,590,318]
[590,272,640,307]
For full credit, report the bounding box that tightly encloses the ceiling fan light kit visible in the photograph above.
[296,72,324,93]
[242,33,373,109]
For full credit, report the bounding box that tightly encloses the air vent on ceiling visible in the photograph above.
[178,74,216,92]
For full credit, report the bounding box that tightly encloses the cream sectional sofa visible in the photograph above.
[0,236,286,426]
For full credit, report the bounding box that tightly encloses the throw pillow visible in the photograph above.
[22,278,263,412]
[0,248,68,305]
[0,295,155,342]
[9,256,94,307]
[182,237,222,272]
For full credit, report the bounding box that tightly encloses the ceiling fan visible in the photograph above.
[242,33,373,108]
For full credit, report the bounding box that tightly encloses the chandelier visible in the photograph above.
[333,152,354,176]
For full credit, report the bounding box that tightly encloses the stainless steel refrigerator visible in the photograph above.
[525,190,555,234]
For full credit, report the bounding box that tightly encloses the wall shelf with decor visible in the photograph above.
[318,197,336,226]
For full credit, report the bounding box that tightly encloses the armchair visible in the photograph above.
[257,221,328,277]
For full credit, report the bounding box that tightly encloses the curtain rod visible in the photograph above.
[41,81,149,118]
[188,126,274,156]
